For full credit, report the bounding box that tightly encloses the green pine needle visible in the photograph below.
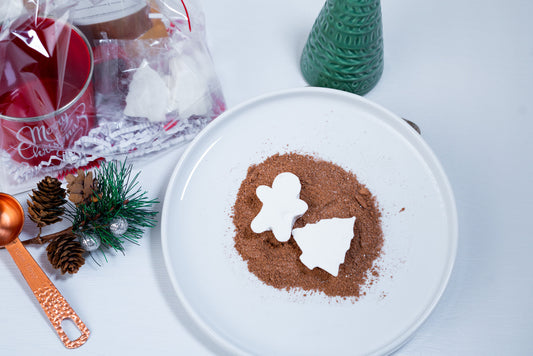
[66,160,159,254]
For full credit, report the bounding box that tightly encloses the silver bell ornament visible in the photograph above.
[109,216,129,237]
[79,233,101,252]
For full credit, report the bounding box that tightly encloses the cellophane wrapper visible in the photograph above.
[0,0,225,193]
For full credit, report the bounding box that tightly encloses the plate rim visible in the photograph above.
[161,87,458,355]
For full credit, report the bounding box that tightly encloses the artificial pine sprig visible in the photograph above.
[67,160,159,253]
[0,161,158,273]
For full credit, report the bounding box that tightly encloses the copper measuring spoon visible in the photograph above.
[0,193,90,348]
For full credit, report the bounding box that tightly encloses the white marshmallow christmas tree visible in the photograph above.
[292,217,356,277]
[124,59,169,122]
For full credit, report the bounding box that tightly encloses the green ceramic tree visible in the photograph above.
[300,0,384,95]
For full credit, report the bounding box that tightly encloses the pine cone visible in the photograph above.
[46,233,86,274]
[27,176,66,227]
[65,169,96,206]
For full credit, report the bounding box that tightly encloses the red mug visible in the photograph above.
[0,17,96,166]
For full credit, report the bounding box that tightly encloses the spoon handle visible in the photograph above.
[6,238,90,349]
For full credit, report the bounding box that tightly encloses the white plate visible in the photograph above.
[161,87,457,355]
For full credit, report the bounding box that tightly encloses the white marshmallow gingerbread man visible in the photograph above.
[250,172,308,242]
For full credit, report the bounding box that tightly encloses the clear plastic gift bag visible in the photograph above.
[0,0,225,193]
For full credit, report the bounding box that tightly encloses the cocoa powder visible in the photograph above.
[232,153,383,298]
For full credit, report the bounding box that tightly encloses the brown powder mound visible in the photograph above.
[232,153,383,298]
